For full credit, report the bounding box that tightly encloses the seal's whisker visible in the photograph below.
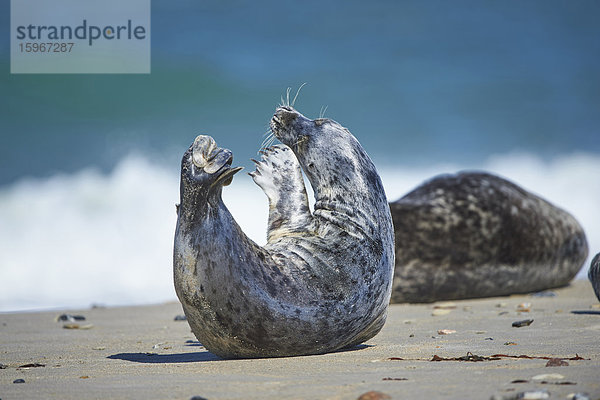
[260,132,272,147]
[259,128,277,154]
[319,105,328,119]
[286,87,292,108]
[291,82,307,108]
[260,135,273,150]
[260,134,269,146]
[264,135,276,150]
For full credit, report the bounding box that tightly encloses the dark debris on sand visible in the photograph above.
[388,353,587,363]
[512,319,534,327]
[56,314,86,322]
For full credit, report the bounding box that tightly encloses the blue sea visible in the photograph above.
[1,0,599,311]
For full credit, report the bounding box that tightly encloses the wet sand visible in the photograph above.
[1,280,599,400]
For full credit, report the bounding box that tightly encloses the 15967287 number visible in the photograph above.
[19,42,74,53]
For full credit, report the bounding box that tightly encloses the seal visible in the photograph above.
[390,171,588,303]
[589,253,600,302]
[173,106,394,359]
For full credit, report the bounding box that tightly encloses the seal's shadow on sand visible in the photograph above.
[107,344,371,364]
[108,352,221,363]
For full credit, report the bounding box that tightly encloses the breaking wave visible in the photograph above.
[1,152,598,312]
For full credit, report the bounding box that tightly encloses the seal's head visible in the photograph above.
[179,135,243,208]
[270,106,380,199]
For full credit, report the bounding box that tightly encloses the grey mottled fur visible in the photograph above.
[174,107,394,358]
[390,172,588,303]
[589,253,600,302]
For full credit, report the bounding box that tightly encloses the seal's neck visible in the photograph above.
[303,155,378,203]
[178,176,224,223]
[300,144,387,230]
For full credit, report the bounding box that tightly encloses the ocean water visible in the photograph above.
[1,0,599,311]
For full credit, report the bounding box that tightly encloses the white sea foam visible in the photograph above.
[1,152,598,312]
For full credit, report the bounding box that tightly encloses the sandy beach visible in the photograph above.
[1,279,598,400]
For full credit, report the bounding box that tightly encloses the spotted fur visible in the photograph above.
[589,253,600,302]
[390,172,588,303]
[173,107,394,358]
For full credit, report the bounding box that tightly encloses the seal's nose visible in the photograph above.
[274,106,298,127]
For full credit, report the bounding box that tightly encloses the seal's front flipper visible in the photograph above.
[249,144,312,242]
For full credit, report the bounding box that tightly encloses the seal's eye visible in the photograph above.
[314,119,326,127]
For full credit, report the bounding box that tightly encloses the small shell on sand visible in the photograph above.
[63,323,94,330]
[532,373,565,381]
[437,329,456,335]
[434,302,457,309]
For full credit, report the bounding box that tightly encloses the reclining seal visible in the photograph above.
[390,171,588,303]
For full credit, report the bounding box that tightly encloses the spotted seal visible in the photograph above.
[173,106,394,358]
[589,253,600,302]
[390,171,588,303]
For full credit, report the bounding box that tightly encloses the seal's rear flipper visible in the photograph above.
[249,144,312,242]
[187,135,242,189]
[192,135,232,173]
